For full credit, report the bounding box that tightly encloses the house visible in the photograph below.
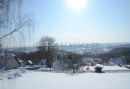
[0,53,19,70]
[82,57,102,66]
[110,57,124,65]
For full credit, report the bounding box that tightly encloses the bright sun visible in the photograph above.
[65,0,87,13]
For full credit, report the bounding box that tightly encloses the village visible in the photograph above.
[0,43,130,73]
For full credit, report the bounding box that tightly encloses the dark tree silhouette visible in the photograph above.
[37,36,58,69]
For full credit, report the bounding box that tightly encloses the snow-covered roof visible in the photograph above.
[95,64,103,68]
[27,60,33,64]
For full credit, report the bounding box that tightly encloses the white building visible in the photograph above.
[110,57,124,65]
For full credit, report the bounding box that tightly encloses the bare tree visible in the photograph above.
[37,36,58,69]
[0,0,34,49]
[38,36,55,51]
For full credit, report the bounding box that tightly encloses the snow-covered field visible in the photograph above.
[0,70,130,89]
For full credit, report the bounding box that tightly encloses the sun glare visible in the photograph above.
[65,0,87,13]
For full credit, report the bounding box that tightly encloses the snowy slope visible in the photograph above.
[0,71,130,89]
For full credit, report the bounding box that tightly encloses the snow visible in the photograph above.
[103,66,129,71]
[77,65,129,72]
[0,70,130,89]
[95,64,103,68]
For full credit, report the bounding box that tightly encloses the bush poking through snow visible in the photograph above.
[95,64,103,73]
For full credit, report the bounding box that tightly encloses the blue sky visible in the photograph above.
[23,0,130,44]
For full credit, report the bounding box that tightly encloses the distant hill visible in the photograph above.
[108,47,130,64]
[109,47,130,55]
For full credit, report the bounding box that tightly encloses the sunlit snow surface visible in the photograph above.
[0,71,130,89]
